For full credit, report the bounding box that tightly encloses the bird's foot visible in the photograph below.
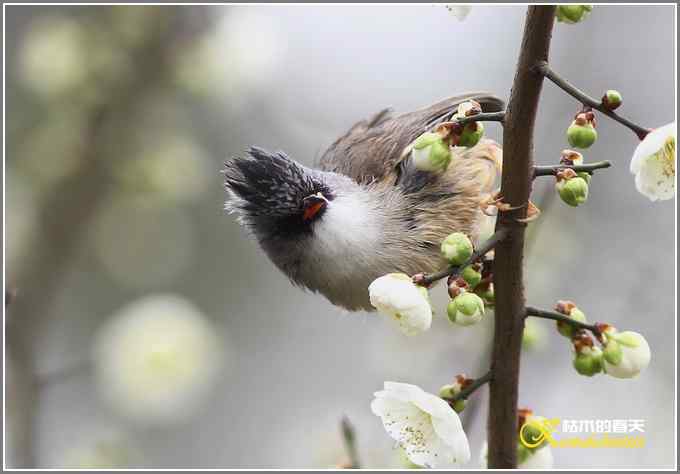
[480,193,541,223]
[479,192,523,216]
[515,200,541,223]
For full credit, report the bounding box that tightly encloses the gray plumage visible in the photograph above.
[224,93,504,311]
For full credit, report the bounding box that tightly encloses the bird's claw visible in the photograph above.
[480,193,541,223]
[479,192,523,216]
[515,200,541,223]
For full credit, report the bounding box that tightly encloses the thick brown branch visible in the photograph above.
[536,61,651,140]
[533,160,611,177]
[488,6,556,469]
[525,306,602,338]
[417,228,508,285]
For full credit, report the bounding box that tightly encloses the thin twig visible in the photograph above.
[535,61,651,140]
[454,111,506,126]
[418,228,508,285]
[533,160,612,177]
[340,416,361,469]
[443,371,493,402]
[525,306,602,338]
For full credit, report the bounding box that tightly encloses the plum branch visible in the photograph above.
[533,160,611,177]
[525,306,602,338]
[454,111,506,126]
[487,6,556,468]
[536,61,651,140]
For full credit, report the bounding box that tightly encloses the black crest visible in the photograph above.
[224,147,331,236]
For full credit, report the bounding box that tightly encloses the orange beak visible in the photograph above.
[302,193,328,222]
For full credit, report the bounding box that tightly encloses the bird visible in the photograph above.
[223,93,503,312]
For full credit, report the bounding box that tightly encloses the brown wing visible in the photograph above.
[318,92,504,184]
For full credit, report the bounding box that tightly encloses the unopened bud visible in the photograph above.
[441,232,474,265]
[567,116,598,149]
[560,149,584,166]
[573,345,604,376]
[461,264,483,289]
[602,90,623,110]
[602,330,651,379]
[457,100,482,117]
[439,383,457,399]
[457,122,485,148]
[556,306,588,338]
[556,5,593,24]
[451,399,466,413]
[411,132,452,172]
[556,174,589,207]
[474,281,495,306]
[447,292,485,326]
[447,276,468,299]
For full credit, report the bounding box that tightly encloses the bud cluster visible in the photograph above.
[551,300,651,379]
[410,100,487,173]
[439,374,472,413]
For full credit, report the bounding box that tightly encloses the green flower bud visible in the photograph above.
[556,176,589,207]
[458,122,484,148]
[475,283,495,306]
[573,346,603,376]
[577,171,592,184]
[452,399,466,413]
[556,307,587,338]
[447,292,485,326]
[457,100,482,117]
[603,339,623,365]
[567,121,598,149]
[440,232,473,265]
[438,383,457,399]
[602,89,623,110]
[461,265,482,289]
[556,5,593,24]
[411,132,452,172]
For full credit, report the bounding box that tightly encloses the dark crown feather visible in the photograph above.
[224,147,329,221]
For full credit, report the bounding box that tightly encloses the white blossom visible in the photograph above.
[630,123,676,201]
[369,274,432,336]
[93,294,224,425]
[602,331,651,379]
[371,382,470,468]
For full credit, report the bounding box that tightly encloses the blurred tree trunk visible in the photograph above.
[5,7,217,467]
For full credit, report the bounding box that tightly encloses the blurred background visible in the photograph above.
[3,4,675,469]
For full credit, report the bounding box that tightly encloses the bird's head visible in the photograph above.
[223,147,334,241]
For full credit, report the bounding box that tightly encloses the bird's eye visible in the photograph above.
[302,192,328,222]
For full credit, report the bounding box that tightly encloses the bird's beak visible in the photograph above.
[302,192,329,222]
